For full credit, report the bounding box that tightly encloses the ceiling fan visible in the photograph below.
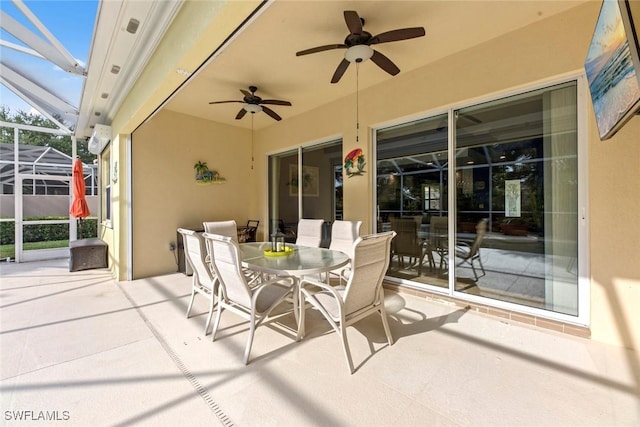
[296,10,425,83]
[208,86,292,121]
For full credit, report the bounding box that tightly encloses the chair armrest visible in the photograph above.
[454,241,471,257]
[300,277,342,299]
[254,276,296,293]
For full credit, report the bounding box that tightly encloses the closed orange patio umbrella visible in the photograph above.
[70,158,90,239]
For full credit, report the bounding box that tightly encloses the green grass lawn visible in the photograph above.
[0,240,69,259]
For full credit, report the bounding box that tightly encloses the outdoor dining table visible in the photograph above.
[239,242,350,333]
[239,242,349,279]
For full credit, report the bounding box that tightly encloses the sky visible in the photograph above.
[0,0,98,116]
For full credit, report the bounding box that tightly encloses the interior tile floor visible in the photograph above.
[1,259,638,426]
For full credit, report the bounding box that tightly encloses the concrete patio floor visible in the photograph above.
[1,258,638,426]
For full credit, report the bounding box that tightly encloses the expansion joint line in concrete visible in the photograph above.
[116,283,234,427]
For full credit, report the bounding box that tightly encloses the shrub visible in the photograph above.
[0,217,97,244]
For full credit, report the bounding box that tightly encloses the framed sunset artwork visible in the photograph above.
[585,0,640,140]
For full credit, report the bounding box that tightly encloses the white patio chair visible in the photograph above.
[297,231,396,374]
[203,232,298,365]
[327,220,363,284]
[295,218,325,247]
[177,228,218,335]
[203,219,261,284]
[203,220,239,243]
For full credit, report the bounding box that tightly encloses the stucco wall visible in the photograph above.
[131,110,252,279]
[588,116,640,351]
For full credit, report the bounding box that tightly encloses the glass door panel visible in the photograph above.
[300,140,342,246]
[376,114,449,288]
[268,150,298,242]
[454,81,579,316]
[269,140,342,247]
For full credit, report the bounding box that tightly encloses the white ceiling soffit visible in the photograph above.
[0,0,86,134]
[76,0,183,139]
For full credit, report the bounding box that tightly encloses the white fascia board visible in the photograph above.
[103,1,183,121]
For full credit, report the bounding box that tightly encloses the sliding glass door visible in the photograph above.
[268,149,298,240]
[454,81,579,315]
[376,114,449,287]
[268,139,342,245]
[375,79,582,319]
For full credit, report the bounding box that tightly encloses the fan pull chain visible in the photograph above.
[251,113,254,170]
[356,62,360,144]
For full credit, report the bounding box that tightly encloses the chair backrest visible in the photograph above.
[329,220,363,259]
[467,219,488,257]
[343,231,396,314]
[203,220,238,243]
[429,216,448,247]
[390,217,420,256]
[177,228,214,288]
[240,220,260,242]
[202,233,252,307]
[295,219,325,247]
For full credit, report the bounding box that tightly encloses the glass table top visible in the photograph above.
[240,242,349,276]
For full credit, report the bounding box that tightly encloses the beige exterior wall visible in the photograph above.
[109,1,638,350]
[131,110,252,279]
[588,116,640,350]
[98,138,122,279]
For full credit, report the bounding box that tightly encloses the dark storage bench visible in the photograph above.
[69,238,108,272]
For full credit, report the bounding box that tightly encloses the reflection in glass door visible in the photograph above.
[375,80,582,320]
[453,81,579,316]
[376,114,449,288]
[268,139,342,246]
[268,149,298,241]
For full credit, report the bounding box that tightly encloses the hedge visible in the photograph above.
[0,217,97,244]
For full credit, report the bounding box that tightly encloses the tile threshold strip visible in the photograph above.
[117,283,234,427]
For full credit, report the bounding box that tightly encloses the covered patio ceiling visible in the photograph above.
[77,0,589,139]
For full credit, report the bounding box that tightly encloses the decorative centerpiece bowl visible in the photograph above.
[263,246,294,257]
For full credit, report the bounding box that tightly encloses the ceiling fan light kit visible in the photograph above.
[345,45,373,63]
[243,103,262,113]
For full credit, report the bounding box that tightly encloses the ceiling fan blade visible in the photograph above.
[331,58,350,84]
[209,100,243,105]
[371,50,400,76]
[261,99,292,106]
[296,44,346,56]
[370,27,426,44]
[261,106,282,121]
[235,108,247,120]
[344,10,362,34]
[240,89,252,97]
